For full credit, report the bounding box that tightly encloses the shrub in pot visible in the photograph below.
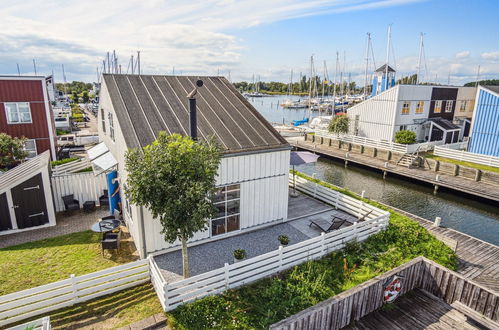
[233,249,246,262]
[278,235,289,245]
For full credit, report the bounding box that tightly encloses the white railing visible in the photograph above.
[7,316,51,330]
[0,259,149,327]
[434,145,499,168]
[52,158,92,176]
[51,172,107,212]
[436,141,469,150]
[314,130,443,154]
[160,175,389,311]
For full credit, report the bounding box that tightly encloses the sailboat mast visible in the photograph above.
[290,69,293,95]
[332,52,339,114]
[308,55,313,119]
[385,25,392,90]
[322,60,326,99]
[416,33,424,84]
[363,33,370,99]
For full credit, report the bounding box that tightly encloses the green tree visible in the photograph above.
[125,133,221,278]
[395,130,416,144]
[0,133,28,170]
[82,91,89,103]
[328,115,350,135]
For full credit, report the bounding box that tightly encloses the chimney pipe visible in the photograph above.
[187,80,203,140]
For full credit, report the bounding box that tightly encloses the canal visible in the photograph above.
[249,96,499,245]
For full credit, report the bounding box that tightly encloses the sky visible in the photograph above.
[1,0,498,86]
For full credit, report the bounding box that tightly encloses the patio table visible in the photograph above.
[91,219,121,233]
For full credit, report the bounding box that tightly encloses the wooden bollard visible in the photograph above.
[433,217,442,227]
[475,169,482,182]
[372,148,378,158]
[453,164,459,176]
[345,152,349,167]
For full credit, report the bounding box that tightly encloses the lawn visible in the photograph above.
[424,153,499,174]
[167,171,458,329]
[10,283,164,329]
[0,230,138,296]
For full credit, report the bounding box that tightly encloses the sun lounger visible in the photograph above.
[309,216,347,233]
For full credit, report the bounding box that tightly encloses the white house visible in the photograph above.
[348,84,476,143]
[94,74,291,258]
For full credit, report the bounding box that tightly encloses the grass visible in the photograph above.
[9,283,164,329]
[167,171,458,329]
[424,153,499,174]
[50,157,78,167]
[0,231,138,296]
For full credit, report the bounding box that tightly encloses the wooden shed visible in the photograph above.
[0,151,56,234]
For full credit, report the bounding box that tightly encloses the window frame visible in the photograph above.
[415,101,424,114]
[108,112,115,141]
[4,102,32,124]
[101,108,106,133]
[211,184,241,237]
[24,139,37,158]
[445,100,453,113]
[401,101,410,115]
[460,100,467,112]
[434,100,442,114]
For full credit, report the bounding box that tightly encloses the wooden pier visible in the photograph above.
[288,136,499,203]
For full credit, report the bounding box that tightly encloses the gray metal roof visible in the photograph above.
[375,64,396,73]
[103,74,289,154]
[482,85,499,95]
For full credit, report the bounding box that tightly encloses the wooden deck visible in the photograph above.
[288,137,499,203]
[394,207,499,293]
[345,289,493,330]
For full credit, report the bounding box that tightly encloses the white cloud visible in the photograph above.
[481,52,499,61]
[455,51,470,59]
[0,0,426,81]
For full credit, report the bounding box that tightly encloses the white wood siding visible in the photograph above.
[347,86,399,141]
[394,85,433,140]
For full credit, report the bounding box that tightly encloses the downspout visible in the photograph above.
[139,206,147,258]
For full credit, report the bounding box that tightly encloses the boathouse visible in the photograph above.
[95,74,291,257]
[468,85,499,157]
[348,84,476,142]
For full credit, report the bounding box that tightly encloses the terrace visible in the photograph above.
[154,191,357,282]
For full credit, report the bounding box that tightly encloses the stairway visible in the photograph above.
[397,153,420,168]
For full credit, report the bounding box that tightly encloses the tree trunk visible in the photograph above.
[181,235,190,278]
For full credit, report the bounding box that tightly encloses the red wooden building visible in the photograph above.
[0,76,57,159]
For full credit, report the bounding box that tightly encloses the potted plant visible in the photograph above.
[278,235,289,246]
[233,249,247,263]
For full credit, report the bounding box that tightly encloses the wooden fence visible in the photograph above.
[160,176,389,311]
[270,257,499,329]
[0,260,149,327]
[434,144,499,168]
[51,172,107,212]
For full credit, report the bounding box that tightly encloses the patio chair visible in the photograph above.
[100,209,124,226]
[309,216,347,233]
[99,189,109,206]
[101,230,121,255]
[62,194,80,213]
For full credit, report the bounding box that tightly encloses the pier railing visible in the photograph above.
[434,143,499,168]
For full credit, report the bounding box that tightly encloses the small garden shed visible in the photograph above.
[0,151,56,234]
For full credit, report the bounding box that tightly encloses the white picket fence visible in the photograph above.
[314,130,443,154]
[51,172,107,211]
[0,260,149,327]
[52,158,92,175]
[434,144,499,168]
[7,316,50,330]
[157,175,389,311]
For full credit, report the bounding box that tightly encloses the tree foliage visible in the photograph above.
[328,115,350,135]
[395,130,416,144]
[0,133,28,170]
[125,133,221,277]
[464,79,499,87]
[55,81,92,95]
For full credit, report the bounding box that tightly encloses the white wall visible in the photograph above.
[142,150,291,254]
[347,85,399,141]
[455,87,477,119]
[393,85,433,141]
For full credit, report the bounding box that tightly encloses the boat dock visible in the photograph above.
[287,136,499,203]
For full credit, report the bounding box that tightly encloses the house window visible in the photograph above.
[415,101,424,114]
[434,100,442,113]
[400,125,407,131]
[24,139,37,158]
[445,100,453,113]
[101,109,106,133]
[401,102,410,115]
[211,184,240,236]
[460,100,467,112]
[5,102,32,124]
[108,112,115,141]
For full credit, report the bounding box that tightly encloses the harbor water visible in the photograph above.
[249,96,499,245]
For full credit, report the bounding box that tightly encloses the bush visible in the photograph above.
[0,133,28,169]
[328,115,349,135]
[167,171,457,328]
[395,130,416,144]
[233,249,247,260]
[278,235,289,245]
[56,129,70,136]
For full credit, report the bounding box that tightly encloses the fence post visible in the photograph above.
[278,246,283,271]
[352,222,358,241]
[334,191,339,209]
[321,232,326,255]
[224,262,230,289]
[163,283,169,311]
[70,274,78,304]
